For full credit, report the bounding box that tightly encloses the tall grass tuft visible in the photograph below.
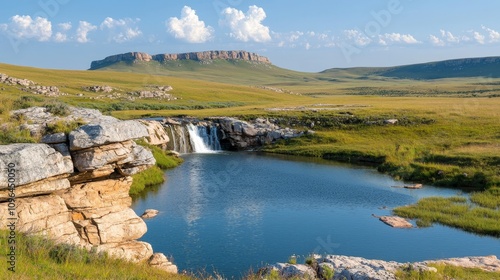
[0,230,190,280]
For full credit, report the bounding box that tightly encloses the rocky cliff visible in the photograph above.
[90,50,271,69]
[0,108,177,273]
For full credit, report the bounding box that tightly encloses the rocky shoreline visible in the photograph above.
[261,255,500,280]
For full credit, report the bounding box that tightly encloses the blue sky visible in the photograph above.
[1,0,500,72]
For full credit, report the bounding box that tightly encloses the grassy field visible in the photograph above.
[0,230,190,280]
[0,61,499,237]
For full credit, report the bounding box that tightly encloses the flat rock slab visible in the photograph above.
[420,255,500,272]
[404,184,423,189]
[379,216,413,228]
[0,143,73,188]
[69,120,149,151]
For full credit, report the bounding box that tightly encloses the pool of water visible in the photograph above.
[132,152,500,278]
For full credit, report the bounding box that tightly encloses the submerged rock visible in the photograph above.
[141,209,160,219]
[379,216,413,228]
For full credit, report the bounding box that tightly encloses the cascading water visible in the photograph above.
[187,124,218,153]
[164,125,191,153]
[196,125,222,151]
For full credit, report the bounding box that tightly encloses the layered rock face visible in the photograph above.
[90,50,271,69]
[0,116,176,271]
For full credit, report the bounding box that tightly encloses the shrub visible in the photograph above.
[45,119,86,134]
[44,102,70,116]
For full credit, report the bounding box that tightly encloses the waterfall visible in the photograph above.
[196,125,222,151]
[164,125,191,153]
[164,122,221,154]
[187,124,217,153]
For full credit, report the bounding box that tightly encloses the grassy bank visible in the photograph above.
[0,230,190,280]
[396,263,500,280]
[130,140,183,196]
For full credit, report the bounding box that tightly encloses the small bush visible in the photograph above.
[0,125,37,144]
[13,95,43,109]
[320,264,334,280]
[45,119,86,134]
[44,102,70,116]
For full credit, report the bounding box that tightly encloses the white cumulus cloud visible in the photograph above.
[440,29,460,43]
[167,6,214,43]
[0,15,52,41]
[378,33,420,45]
[54,22,72,42]
[343,29,371,46]
[220,5,271,43]
[482,25,500,43]
[58,22,72,31]
[54,32,67,42]
[101,17,142,43]
[473,31,485,44]
[76,21,97,43]
[429,34,445,46]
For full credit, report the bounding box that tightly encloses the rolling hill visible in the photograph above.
[90,51,500,84]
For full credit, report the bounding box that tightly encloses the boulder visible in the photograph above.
[148,253,179,273]
[92,208,147,244]
[59,177,132,218]
[404,184,423,189]
[139,120,169,146]
[0,144,73,188]
[68,120,149,151]
[141,209,159,219]
[384,119,398,125]
[71,140,155,174]
[265,263,316,279]
[41,132,67,144]
[97,241,153,262]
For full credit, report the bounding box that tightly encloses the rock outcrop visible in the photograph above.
[90,50,271,69]
[0,73,65,96]
[213,117,303,150]
[0,114,177,271]
[263,255,500,280]
[162,117,304,152]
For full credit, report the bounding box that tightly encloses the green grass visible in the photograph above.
[396,263,500,280]
[470,188,500,209]
[129,140,183,196]
[0,230,190,280]
[394,195,500,237]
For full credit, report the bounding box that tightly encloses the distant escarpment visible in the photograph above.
[90,50,271,70]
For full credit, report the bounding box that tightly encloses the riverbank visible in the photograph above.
[261,114,500,237]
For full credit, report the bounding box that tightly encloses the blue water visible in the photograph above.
[132,152,500,278]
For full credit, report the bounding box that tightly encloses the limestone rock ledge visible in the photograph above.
[261,255,500,280]
[0,115,178,273]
